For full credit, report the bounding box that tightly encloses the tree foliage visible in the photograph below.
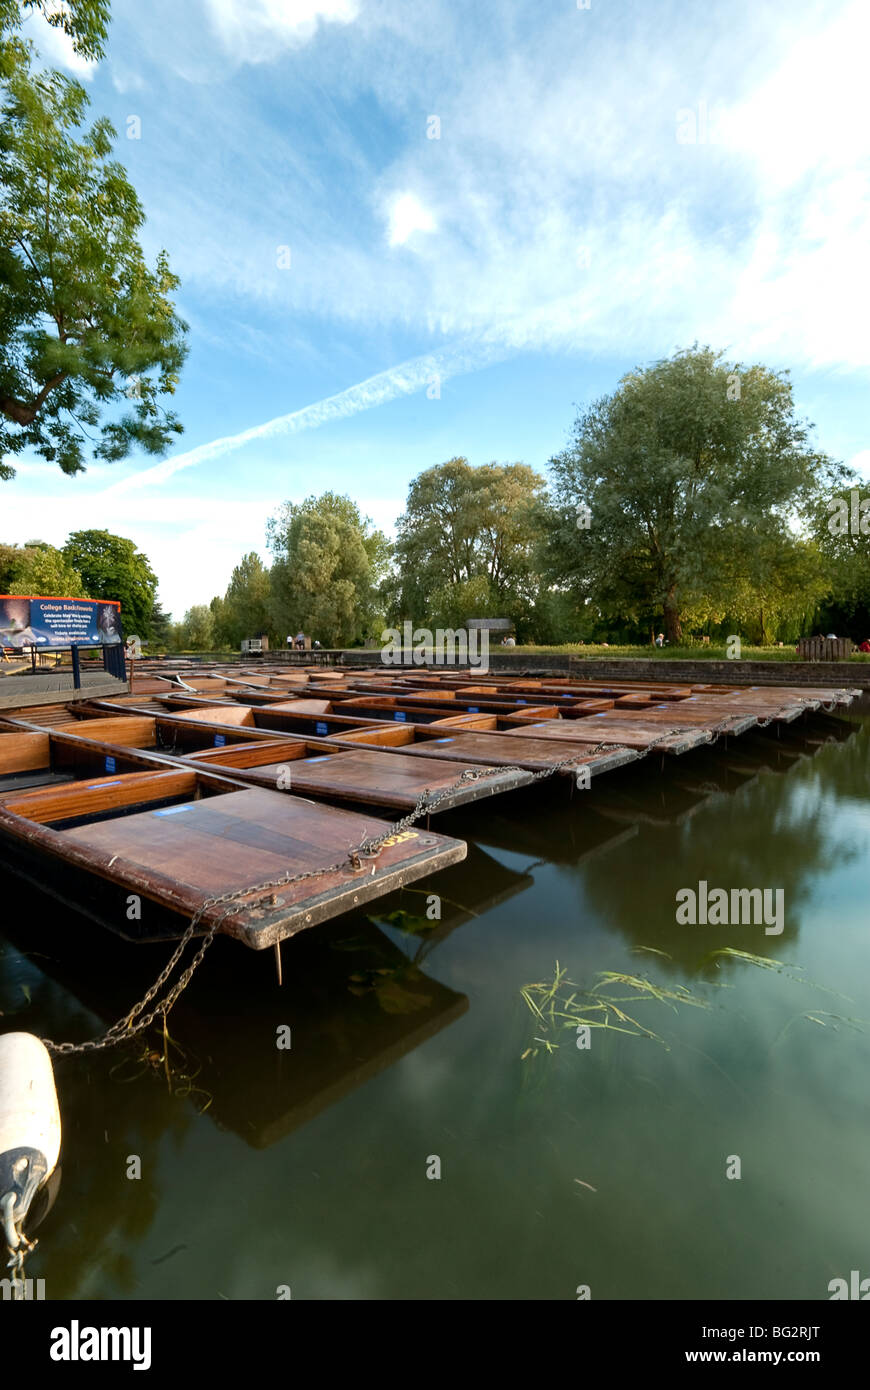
[810,478,870,636]
[210,551,273,649]
[1,537,84,594]
[1,2,111,63]
[63,528,157,636]
[388,458,547,624]
[172,603,214,652]
[0,29,187,477]
[544,347,842,642]
[267,492,389,647]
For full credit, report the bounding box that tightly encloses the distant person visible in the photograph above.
[503,635,516,646]
[295,631,305,650]
[286,633,293,648]
[825,632,838,640]
[312,639,322,649]
[655,632,665,647]
[860,639,870,653]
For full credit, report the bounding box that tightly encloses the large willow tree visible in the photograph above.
[267,493,389,647]
[388,457,547,625]
[545,347,842,643]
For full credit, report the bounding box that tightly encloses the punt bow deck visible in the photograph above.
[0,762,466,947]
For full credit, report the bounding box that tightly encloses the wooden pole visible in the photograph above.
[274,940,283,986]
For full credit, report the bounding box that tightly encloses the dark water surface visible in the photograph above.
[3,707,869,1300]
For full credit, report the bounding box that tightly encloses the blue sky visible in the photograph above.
[5,0,870,619]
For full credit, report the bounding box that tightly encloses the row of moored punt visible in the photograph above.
[0,664,857,949]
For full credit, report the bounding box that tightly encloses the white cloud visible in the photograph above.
[203,0,360,64]
[22,10,98,79]
[387,193,436,247]
[124,0,870,380]
[111,64,147,94]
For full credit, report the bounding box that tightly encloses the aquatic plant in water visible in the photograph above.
[519,961,710,1058]
[520,950,870,1060]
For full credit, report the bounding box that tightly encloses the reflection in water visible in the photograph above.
[1,708,869,1299]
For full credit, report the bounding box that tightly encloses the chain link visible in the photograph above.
[37,710,769,1057]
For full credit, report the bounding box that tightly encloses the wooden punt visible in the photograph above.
[322,724,640,777]
[0,766,466,948]
[40,706,636,783]
[155,693,509,734]
[333,693,575,721]
[2,717,534,815]
[500,716,716,754]
[2,839,538,1145]
[180,739,533,811]
[0,724,189,792]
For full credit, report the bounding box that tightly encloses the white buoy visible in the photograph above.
[0,1033,61,1253]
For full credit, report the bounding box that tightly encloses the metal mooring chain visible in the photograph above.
[37,708,793,1057]
[41,767,498,1056]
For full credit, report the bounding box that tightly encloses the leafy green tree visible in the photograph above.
[0,31,187,477]
[208,593,230,647]
[267,492,389,647]
[180,604,214,651]
[63,529,157,636]
[166,620,186,652]
[389,458,547,623]
[0,540,21,589]
[810,478,870,638]
[216,551,273,649]
[426,575,500,631]
[1,2,110,63]
[5,540,84,595]
[545,347,843,642]
[148,598,172,648]
[700,525,822,644]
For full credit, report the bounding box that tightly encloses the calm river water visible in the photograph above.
[3,704,869,1300]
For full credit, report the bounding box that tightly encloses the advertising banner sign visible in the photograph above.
[0,596,123,648]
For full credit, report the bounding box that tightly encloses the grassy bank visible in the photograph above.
[503,644,870,663]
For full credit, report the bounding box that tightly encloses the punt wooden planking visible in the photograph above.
[0,717,534,814]
[0,766,466,948]
[321,724,641,777]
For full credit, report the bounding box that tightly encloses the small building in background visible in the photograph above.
[466,617,516,645]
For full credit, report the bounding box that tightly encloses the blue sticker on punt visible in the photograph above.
[432,737,454,743]
[105,756,116,773]
[394,711,406,721]
[316,721,328,735]
[468,706,479,713]
[154,805,192,816]
[214,733,226,746]
[517,699,526,704]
